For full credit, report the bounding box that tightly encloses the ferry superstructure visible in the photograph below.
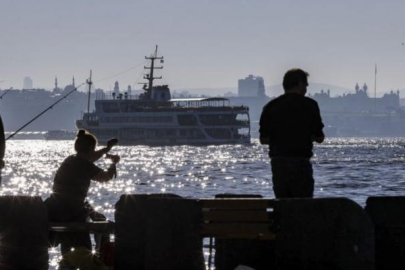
[76,47,250,145]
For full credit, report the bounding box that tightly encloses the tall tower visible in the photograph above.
[53,76,61,93]
[114,81,120,95]
[72,76,75,87]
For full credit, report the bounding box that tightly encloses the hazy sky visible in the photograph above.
[1,0,405,95]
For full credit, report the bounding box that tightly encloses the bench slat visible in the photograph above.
[202,223,272,235]
[201,199,273,209]
[202,223,275,240]
[49,222,115,234]
[202,232,275,240]
[203,210,272,222]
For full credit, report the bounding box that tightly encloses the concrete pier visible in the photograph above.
[2,195,404,269]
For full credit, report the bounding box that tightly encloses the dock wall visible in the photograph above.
[1,195,405,269]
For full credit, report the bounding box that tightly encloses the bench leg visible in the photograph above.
[208,237,214,270]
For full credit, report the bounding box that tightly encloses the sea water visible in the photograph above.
[1,138,405,268]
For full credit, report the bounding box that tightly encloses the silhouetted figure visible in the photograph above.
[45,130,119,263]
[0,114,5,184]
[259,69,324,198]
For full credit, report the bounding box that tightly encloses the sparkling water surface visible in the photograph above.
[2,138,405,269]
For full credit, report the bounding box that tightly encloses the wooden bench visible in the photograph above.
[200,198,276,270]
[200,198,276,240]
[49,221,115,235]
[48,198,275,270]
[49,221,115,255]
[49,199,275,240]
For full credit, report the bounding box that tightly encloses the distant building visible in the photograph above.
[127,85,132,96]
[312,83,400,113]
[95,88,105,100]
[23,76,33,89]
[114,81,120,95]
[62,77,76,94]
[238,75,266,97]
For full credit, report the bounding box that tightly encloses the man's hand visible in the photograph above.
[106,154,120,164]
[107,138,118,150]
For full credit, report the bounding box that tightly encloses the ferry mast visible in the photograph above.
[141,45,164,99]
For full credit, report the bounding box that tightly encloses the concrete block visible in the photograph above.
[114,194,204,270]
[0,196,49,270]
[274,197,374,270]
[365,196,405,270]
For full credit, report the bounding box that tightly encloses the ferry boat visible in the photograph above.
[76,47,251,145]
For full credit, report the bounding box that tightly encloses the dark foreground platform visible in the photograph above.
[0,195,403,269]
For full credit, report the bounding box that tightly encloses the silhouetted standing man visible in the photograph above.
[259,68,324,198]
[0,113,5,185]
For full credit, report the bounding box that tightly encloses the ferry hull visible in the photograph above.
[81,127,251,146]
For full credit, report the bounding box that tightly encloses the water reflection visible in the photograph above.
[1,138,405,268]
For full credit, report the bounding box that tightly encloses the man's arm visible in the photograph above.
[259,105,270,145]
[93,164,116,182]
[312,102,325,144]
[0,115,5,169]
[90,138,118,162]
[93,155,120,183]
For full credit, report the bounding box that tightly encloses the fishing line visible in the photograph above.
[6,82,85,141]
[133,67,147,88]
[94,61,146,83]
[0,88,11,100]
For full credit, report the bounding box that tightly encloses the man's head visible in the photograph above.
[282,68,309,95]
[75,129,97,155]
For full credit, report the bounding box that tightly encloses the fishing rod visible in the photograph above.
[5,83,85,141]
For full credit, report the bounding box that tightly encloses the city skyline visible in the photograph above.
[1,0,405,93]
